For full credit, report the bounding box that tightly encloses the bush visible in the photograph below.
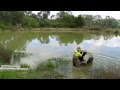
[45,61,55,69]
[0,23,7,30]
[89,26,102,30]
[20,63,30,68]
[24,16,39,28]
[0,46,12,64]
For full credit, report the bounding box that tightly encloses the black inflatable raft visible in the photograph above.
[73,50,93,67]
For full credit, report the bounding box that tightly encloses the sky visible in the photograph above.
[32,11,120,19]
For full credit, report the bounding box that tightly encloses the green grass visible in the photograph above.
[0,70,28,79]
[1,57,120,79]
[0,58,67,79]
[89,64,120,79]
[20,63,30,68]
[27,59,66,79]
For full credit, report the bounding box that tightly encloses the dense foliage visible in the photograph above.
[0,11,119,30]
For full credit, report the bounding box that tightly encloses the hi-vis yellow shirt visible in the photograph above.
[73,50,82,59]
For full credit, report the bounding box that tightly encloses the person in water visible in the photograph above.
[73,47,86,62]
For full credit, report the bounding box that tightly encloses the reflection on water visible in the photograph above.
[0,32,120,78]
[81,35,120,47]
[80,35,120,67]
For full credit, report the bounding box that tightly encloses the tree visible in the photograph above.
[56,11,66,18]
[31,13,39,20]
[0,11,25,25]
[23,15,39,28]
[50,15,55,20]
[75,15,85,28]
[83,15,94,28]
[93,15,102,26]
[102,16,118,28]
[37,11,50,20]
[24,11,32,16]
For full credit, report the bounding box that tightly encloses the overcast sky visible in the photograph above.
[32,11,120,19]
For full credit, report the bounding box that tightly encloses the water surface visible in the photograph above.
[0,31,120,78]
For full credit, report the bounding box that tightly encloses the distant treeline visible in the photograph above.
[0,11,119,30]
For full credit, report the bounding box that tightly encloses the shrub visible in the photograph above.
[20,63,30,68]
[0,46,12,64]
[0,23,7,30]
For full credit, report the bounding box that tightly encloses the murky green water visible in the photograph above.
[0,31,120,78]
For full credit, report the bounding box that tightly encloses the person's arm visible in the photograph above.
[78,52,82,57]
[80,51,83,56]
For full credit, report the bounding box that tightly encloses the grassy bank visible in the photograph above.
[1,27,120,33]
[0,58,67,79]
[1,27,120,35]
[0,58,120,79]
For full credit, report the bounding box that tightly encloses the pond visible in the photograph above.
[0,31,120,78]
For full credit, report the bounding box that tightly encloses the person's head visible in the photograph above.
[77,47,81,52]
